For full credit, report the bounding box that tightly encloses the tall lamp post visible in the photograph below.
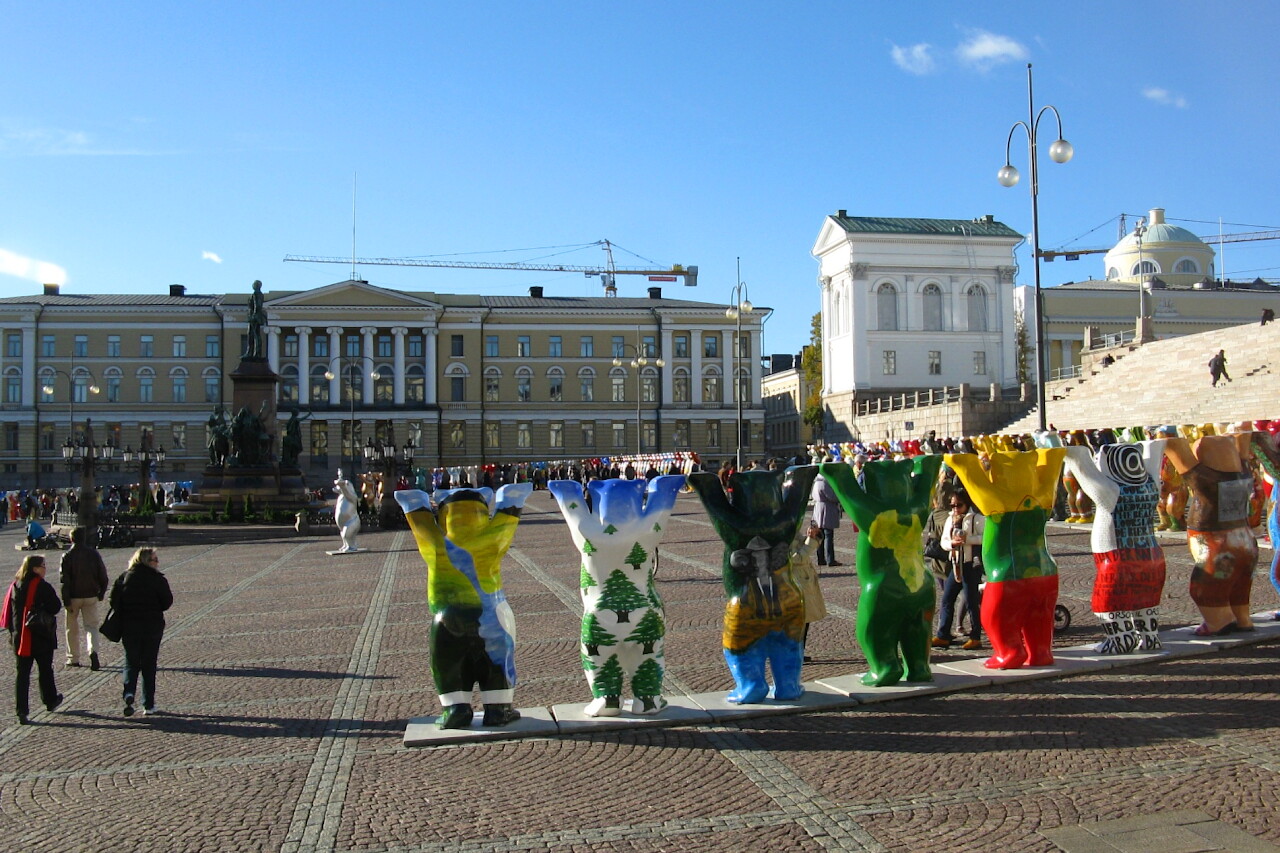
[1133,217,1149,341]
[364,436,416,528]
[323,356,379,474]
[613,343,665,456]
[58,420,118,530]
[41,366,100,489]
[726,273,753,469]
[998,62,1074,432]
[122,432,166,512]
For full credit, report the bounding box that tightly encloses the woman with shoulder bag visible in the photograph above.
[110,547,173,717]
[2,554,63,724]
[932,491,986,651]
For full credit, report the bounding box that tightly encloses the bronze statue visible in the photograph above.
[244,279,267,360]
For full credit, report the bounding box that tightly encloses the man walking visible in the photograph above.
[59,527,110,670]
[1208,350,1231,387]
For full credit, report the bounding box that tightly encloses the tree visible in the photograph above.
[603,523,618,535]
[1014,311,1032,385]
[581,613,617,656]
[625,608,665,654]
[592,654,625,698]
[596,570,649,623]
[631,657,664,707]
[581,539,598,557]
[579,563,596,590]
[624,541,649,572]
[801,312,825,436]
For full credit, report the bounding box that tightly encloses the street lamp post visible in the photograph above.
[998,62,1074,432]
[363,436,416,528]
[59,418,119,530]
[726,273,753,469]
[1134,218,1149,341]
[42,365,100,489]
[122,433,165,512]
[323,356,379,475]
[612,342,665,457]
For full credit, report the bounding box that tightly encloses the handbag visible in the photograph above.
[23,608,56,643]
[923,536,948,562]
[99,608,123,643]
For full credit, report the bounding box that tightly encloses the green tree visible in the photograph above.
[631,657,664,707]
[580,652,595,672]
[592,654,624,698]
[581,613,617,656]
[1014,311,1032,384]
[582,539,598,557]
[579,563,597,590]
[801,313,825,436]
[625,608,665,654]
[597,569,649,623]
[624,541,649,572]
[603,523,618,535]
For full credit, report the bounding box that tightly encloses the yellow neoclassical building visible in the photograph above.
[0,279,769,490]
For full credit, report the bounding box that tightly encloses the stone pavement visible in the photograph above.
[0,494,1278,852]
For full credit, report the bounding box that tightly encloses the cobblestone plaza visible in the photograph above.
[1,495,1278,852]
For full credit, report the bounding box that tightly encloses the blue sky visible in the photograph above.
[4,2,1279,352]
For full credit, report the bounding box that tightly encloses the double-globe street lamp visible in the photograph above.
[121,434,166,511]
[726,276,753,469]
[612,343,665,457]
[323,356,380,475]
[42,366,112,528]
[363,436,417,527]
[998,62,1074,432]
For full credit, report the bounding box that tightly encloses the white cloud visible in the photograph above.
[202,251,223,264]
[891,43,935,75]
[956,29,1028,70]
[1143,87,1189,109]
[0,248,68,285]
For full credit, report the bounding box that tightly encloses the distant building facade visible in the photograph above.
[0,280,767,488]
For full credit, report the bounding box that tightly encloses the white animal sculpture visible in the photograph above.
[332,471,363,554]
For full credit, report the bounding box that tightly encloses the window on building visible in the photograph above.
[74,335,88,358]
[974,351,987,375]
[406,365,425,404]
[5,334,19,358]
[172,373,187,403]
[139,373,154,402]
[203,335,218,358]
[611,336,625,358]
[735,333,749,359]
[674,420,689,448]
[485,371,500,402]
[172,423,186,451]
[673,373,689,403]
[485,335,499,357]
[517,372,531,403]
[281,335,296,358]
[549,421,563,449]
[612,422,626,449]
[877,283,898,331]
[882,350,896,375]
[450,335,464,357]
[611,372,626,402]
[5,374,20,404]
[703,372,721,403]
[448,421,465,449]
[486,422,500,449]
[967,286,989,332]
[72,374,92,403]
[548,336,562,358]
[374,366,393,403]
[928,350,941,375]
[41,423,56,451]
[407,334,424,358]
[517,336,531,357]
[642,422,656,450]
[548,372,563,402]
[517,422,531,448]
[704,336,718,358]
[674,335,689,358]
[451,376,466,402]
[707,421,720,447]
[735,368,749,404]
[42,335,55,357]
[581,421,595,448]
[108,335,122,358]
[342,420,361,464]
[580,336,594,358]
[642,336,657,357]
[311,422,328,461]
[139,335,153,358]
[4,422,18,451]
[340,371,363,403]
[342,334,359,358]
[204,372,219,403]
[1175,259,1199,274]
[923,284,943,332]
[1132,260,1158,277]
[641,372,658,403]
[580,375,594,402]
[377,334,392,358]
[311,336,327,359]
[310,366,329,404]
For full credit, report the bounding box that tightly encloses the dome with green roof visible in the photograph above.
[1103,208,1215,286]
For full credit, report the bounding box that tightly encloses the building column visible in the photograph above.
[327,327,343,402]
[266,327,281,373]
[690,329,703,406]
[721,330,734,405]
[747,327,760,407]
[392,327,407,406]
[296,327,312,405]
[424,327,438,405]
[661,328,674,402]
[21,325,35,407]
[360,327,376,405]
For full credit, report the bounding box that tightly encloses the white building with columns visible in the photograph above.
[811,211,1025,441]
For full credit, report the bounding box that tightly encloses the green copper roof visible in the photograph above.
[831,213,1024,239]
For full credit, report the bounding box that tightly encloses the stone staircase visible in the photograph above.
[999,321,1278,433]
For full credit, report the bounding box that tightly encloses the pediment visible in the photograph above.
[268,279,442,309]
[811,217,849,258]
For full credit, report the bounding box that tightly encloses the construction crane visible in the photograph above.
[1040,228,1280,262]
[284,240,697,295]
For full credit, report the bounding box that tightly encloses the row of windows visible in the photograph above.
[875,283,992,332]
[12,369,222,405]
[881,350,988,376]
[16,334,223,360]
[1105,258,1202,281]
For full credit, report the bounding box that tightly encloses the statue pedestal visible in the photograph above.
[179,465,312,518]
[230,358,280,434]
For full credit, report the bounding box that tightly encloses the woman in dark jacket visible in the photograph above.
[110,547,173,717]
[3,554,63,724]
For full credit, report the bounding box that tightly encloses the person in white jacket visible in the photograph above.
[932,491,986,650]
